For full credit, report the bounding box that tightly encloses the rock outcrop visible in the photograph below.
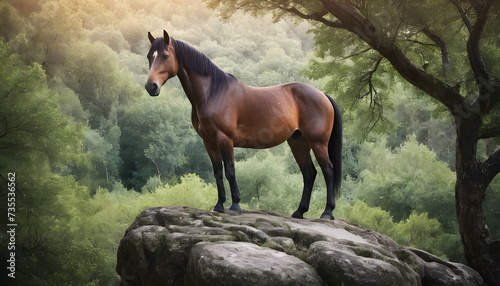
[116,206,483,286]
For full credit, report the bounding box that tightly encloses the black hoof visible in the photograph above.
[212,206,225,213]
[291,211,304,219]
[320,213,335,220]
[227,204,241,216]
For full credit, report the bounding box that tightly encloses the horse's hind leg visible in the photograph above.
[310,142,335,220]
[288,132,317,219]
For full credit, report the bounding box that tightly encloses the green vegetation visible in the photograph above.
[0,0,498,284]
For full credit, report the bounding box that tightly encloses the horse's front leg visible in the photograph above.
[217,134,241,215]
[204,142,226,213]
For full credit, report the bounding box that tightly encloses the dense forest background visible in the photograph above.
[0,0,498,284]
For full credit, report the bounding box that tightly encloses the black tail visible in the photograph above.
[325,94,342,197]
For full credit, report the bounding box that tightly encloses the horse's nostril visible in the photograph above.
[145,83,160,96]
[145,83,157,91]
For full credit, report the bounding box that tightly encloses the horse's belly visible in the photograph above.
[233,96,299,148]
[233,120,296,149]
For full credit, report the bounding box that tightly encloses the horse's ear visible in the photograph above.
[148,32,155,45]
[163,30,170,46]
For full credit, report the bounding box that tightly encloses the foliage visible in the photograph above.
[485,176,500,239]
[235,149,303,215]
[338,201,463,261]
[0,38,88,284]
[119,93,205,189]
[355,135,457,232]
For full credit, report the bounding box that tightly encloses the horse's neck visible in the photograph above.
[176,65,211,108]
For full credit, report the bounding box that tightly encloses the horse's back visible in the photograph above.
[229,82,333,148]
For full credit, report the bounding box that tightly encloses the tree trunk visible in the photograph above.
[105,166,109,183]
[151,159,161,181]
[455,115,500,285]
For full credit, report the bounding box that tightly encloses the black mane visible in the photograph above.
[150,37,235,98]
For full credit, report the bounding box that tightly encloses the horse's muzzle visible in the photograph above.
[145,82,160,96]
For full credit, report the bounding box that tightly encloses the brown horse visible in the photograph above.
[145,30,342,219]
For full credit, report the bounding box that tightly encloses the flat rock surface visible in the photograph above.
[186,241,323,286]
[116,206,483,286]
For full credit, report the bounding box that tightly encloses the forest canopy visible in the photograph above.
[0,0,498,284]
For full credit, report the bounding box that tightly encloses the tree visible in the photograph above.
[0,39,92,285]
[337,200,462,260]
[0,2,25,41]
[206,0,500,283]
[235,149,303,215]
[355,136,457,232]
[119,95,199,190]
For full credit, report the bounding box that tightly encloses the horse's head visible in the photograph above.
[145,30,178,96]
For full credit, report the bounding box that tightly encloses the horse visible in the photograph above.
[145,30,342,220]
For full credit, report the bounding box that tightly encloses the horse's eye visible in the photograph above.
[164,55,169,60]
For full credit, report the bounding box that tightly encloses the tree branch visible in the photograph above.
[282,6,345,29]
[0,116,7,139]
[336,47,372,61]
[0,87,16,105]
[319,0,378,46]
[467,0,493,92]
[358,56,383,102]
[406,39,438,48]
[479,123,500,140]
[449,0,472,32]
[318,0,467,117]
[356,56,388,141]
[481,147,500,188]
[422,28,450,77]
[467,0,500,116]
